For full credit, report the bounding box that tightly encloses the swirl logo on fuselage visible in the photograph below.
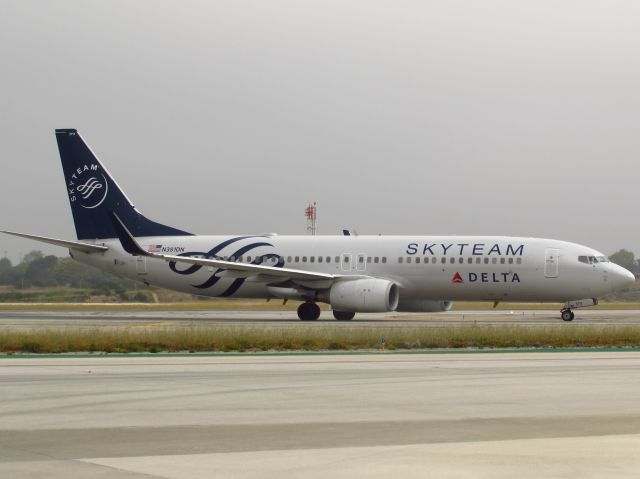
[67,164,109,209]
[168,236,283,297]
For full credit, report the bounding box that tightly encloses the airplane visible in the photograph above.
[2,129,635,322]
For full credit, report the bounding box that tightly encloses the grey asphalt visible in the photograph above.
[2,308,640,330]
[2,352,640,478]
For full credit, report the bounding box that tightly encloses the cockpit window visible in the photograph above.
[579,255,605,264]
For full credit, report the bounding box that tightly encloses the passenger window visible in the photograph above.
[246,256,252,262]
[358,256,364,263]
[476,257,481,264]
[382,257,387,263]
[374,257,379,264]
[468,257,473,264]
[500,258,505,264]
[450,257,455,264]
[318,256,323,263]
[415,257,420,264]
[287,256,292,262]
[516,258,522,264]
[335,256,340,263]
[302,256,307,263]
[295,256,299,262]
[492,258,497,264]
[398,257,403,264]
[459,257,464,264]
[508,258,513,264]
[326,256,331,263]
[432,257,437,264]
[441,257,446,264]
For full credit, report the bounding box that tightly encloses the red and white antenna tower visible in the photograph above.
[305,201,317,235]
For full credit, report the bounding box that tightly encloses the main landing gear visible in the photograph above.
[296,302,356,321]
[297,302,321,321]
[560,298,598,322]
[333,310,355,321]
[561,309,575,322]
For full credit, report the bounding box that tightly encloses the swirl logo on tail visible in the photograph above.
[77,177,103,199]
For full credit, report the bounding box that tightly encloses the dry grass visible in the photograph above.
[2,324,640,353]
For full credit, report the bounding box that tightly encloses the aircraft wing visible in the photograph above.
[108,212,337,283]
[1,230,108,254]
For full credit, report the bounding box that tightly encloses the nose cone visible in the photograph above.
[610,264,636,290]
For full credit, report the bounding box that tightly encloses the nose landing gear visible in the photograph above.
[560,298,598,322]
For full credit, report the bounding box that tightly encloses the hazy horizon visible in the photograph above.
[1,1,638,263]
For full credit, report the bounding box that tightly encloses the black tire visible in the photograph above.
[561,310,574,322]
[298,302,320,321]
[333,310,355,321]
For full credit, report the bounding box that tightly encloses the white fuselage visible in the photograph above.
[76,234,633,304]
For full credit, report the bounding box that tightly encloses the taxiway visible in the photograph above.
[2,351,640,478]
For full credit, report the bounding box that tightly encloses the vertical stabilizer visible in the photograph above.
[56,129,192,240]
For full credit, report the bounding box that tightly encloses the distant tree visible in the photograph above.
[0,257,11,272]
[21,251,43,264]
[609,249,636,270]
[24,255,59,287]
[0,257,14,285]
[0,250,142,291]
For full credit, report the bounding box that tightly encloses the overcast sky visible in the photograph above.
[1,0,638,262]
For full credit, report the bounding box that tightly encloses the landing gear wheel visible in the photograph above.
[333,310,355,321]
[561,309,574,322]
[297,302,321,321]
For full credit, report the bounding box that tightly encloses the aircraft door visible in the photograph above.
[544,248,560,278]
[136,256,147,275]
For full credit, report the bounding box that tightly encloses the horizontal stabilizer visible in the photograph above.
[1,230,108,253]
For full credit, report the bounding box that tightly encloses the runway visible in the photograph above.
[2,352,640,478]
[2,308,640,330]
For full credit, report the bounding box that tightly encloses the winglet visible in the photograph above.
[108,212,148,256]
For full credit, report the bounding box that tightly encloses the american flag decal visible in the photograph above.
[148,245,162,253]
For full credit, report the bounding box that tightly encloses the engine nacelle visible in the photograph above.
[327,278,399,313]
[396,299,453,312]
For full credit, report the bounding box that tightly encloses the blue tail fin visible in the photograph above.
[56,129,192,240]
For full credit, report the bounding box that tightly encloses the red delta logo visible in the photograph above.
[452,272,464,284]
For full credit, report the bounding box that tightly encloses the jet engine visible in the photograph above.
[326,278,399,313]
[396,299,453,312]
